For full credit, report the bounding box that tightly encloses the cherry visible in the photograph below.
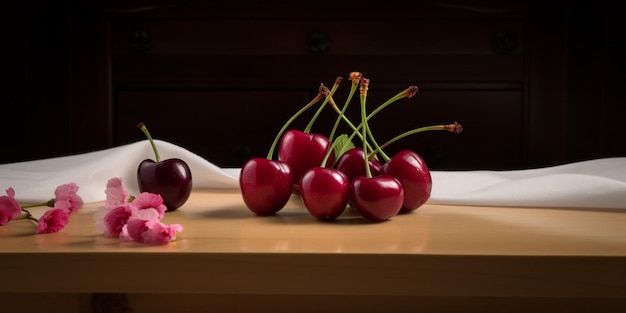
[299,167,349,221]
[137,123,192,211]
[382,150,432,212]
[278,129,334,191]
[349,175,404,222]
[239,158,293,215]
[334,147,382,182]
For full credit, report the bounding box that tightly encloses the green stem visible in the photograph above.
[321,137,343,167]
[19,209,39,223]
[360,79,372,178]
[328,97,373,152]
[21,199,54,209]
[138,122,161,162]
[365,120,390,162]
[304,77,342,133]
[368,87,417,123]
[369,122,463,158]
[327,80,357,142]
[346,86,418,151]
[266,85,328,159]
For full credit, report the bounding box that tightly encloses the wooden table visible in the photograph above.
[1,189,625,313]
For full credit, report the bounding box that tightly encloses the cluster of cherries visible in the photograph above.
[239,72,462,222]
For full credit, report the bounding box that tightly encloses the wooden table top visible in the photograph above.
[1,189,625,297]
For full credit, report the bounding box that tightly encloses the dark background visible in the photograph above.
[1,0,624,170]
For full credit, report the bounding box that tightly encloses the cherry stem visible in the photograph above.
[360,78,372,178]
[327,85,355,142]
[138,122,161,162]
[321,74,362,167]
[327,72,361,143]
[321,137,342,167]
[369,122,463,160]
[327,97,373,152]
[265,84,329,159]
[346,86,418,151]
[304,77,342,134]
[364,114,389,161]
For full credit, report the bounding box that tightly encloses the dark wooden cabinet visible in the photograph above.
[3,0,625,170]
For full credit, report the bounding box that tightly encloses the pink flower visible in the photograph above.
[0,188,22,226]
[101,204,135,237]
[122,208,183,245]
[36,208,70,234]
[95,177,182,245]
[130,192,167,219]
[123,208,159,241]
[104,177,131,209]
[142,222,183,245]
[53,183,83,213]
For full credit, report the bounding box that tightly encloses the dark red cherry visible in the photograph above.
[299,167,350,221]
[239,158,293,215]
[137,158,192,211]
[382,150,432,212]
[349,175,404,222]
[334,147,382,182]
[278,129,333,190]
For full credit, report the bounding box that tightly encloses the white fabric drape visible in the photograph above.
[1,140,625,209]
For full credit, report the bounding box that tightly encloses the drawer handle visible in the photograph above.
[306,30,331,54]
[492,30,517,54]
[130,29,152,52]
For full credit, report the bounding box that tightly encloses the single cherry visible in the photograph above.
[239,158,293,216]
[278,129,334,191]
[349,175,404,222]
[299,167,349,221]
[334,147,382,182]
[382,150,432,212]
[137,122,192,211]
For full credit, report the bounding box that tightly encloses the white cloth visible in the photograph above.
[0,140,239,203]
[1,140,625,209]
[429,158,626,209]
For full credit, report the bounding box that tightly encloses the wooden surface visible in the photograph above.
[1,189,626,312]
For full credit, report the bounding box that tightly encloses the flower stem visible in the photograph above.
[19,209,39,223]
[266,84,329,159]
[21,199,54,209]
[138,122,161,162]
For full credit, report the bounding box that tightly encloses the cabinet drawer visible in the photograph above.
[111,19,523,56]
[111,17,524,86]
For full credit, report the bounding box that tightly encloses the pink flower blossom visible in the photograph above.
[0,188,22,226]
[95,177,182,245]
[122,208,183,245]
[142,222,183,245]
[36,208,70,234]
[130,192,167,219]
[102,204,135,237]
[104,177,131,209]
[53,183,83,213]
[124,208,159,241]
